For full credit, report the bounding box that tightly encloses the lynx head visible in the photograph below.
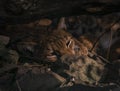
[43,17,88,62]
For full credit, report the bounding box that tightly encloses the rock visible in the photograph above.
[0,41,19,64]
[0,35,10,45]
[7,50,19,64]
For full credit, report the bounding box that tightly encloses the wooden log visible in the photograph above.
[0,0,120,24]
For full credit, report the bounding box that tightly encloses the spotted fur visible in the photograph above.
[39,29,88,62]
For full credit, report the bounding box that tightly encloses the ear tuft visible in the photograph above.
[57,17,67,30]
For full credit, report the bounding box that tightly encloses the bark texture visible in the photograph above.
[0,0,120,24]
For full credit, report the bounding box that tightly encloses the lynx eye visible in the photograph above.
[66,40,72,48]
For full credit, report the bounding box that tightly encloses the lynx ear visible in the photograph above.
[57,17,67,30]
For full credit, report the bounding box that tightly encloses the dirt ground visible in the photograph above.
[0,14,120,91]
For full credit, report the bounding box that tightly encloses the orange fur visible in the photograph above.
[41,29,88,62]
